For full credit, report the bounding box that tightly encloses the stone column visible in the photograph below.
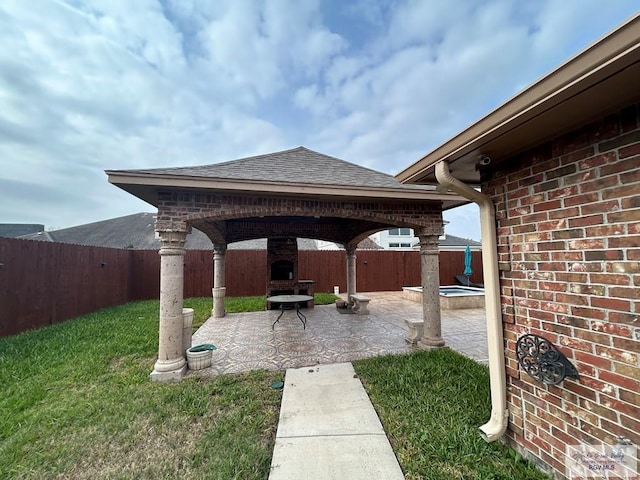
[150,221,189,381]
[346,245,357,306]
[212,243,227,318]
[417,226,445,348]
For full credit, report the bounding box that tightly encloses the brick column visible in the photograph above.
[212,243,226,318]
[151,221,189,381]
[346,245,357,306]
[417,226,445,348]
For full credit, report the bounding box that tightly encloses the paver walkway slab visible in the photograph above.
[268,362,404,480]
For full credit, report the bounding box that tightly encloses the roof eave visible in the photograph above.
[106,170,468,207]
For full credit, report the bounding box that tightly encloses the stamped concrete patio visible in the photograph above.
[189,291,488,376]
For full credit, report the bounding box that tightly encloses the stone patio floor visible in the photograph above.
[190,291,488,376]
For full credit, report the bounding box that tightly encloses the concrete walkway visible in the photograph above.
[268,362,404,480]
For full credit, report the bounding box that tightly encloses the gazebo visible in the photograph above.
[106,147,467,380]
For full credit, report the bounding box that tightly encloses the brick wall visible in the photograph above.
[155,193,444,245]
[484,103,640,476]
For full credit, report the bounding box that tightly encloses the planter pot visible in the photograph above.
[186,344,216,370]
[335,299,347,309]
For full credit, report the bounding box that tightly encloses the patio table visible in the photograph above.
[267,294,313,330]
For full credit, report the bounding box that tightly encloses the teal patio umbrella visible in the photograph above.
[463,245,473,286]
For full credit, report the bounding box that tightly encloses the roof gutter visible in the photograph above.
[435,161,508,442]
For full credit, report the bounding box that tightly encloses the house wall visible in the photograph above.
[484,102,640,476]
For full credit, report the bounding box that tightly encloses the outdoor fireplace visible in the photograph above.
[266,237,314,308]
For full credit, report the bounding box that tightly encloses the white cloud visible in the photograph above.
[0,0,637,240]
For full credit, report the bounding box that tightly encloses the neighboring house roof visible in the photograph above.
[0,224,44,238]
[107,146,467,210]
[17,212,378,250]
[397,13,640,185]
[438,234,482,249]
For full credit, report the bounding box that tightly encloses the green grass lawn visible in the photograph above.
[354,349,549,480]
[1,297,548,479]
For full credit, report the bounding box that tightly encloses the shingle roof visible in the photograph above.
[120,146,435,192]
[439,234,481,247]
[0,224,44,238]
[18,213,320,250]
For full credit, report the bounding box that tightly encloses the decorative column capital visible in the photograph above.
[213,243,227,256]
[155,220,189,252]
[346,244,357,256]
[416,224,444,238]
[417,234,440,255]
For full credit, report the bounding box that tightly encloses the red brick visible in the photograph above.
[578,398,619,422]
[610,261,640,273]
[608,311,640,325]
[608,236,640,248]
[600,418,640,445]
[591,296,631,312]
[608,208,640,223]
[565,381,598,402]
[581,199,621,214]
[588,273,631,285]
[577,152,616,170]
[537,241,566,251]
[594,345,638,366]
[585,224,626,237]
[565,192,599,207]
[562,146,596,164]
[573,328,611,345]
[509,206,532,217]
[559,335,592,353]
[581,374,617,396]
[538,262,567,271]
[584,249,623,261]
[521,212,548,224]
[599,394,638,419]
[619,388,640,407]
[580,422,616,443]
[549,206,580,219]
[568,215,604,228]
[570,306,606,319]
[568,238,605,250]
[537,219,569,231]
[555,272,588,282]
[556,293,590,306]
[599,370,640,393]
[613,362,640,381]
[621,167,640,184]
[533,199,563,212]
[575,350,613,370]
[580,175,619,193]
[609,286,640,299]
[602,184,640,202]
[601,322,633,338]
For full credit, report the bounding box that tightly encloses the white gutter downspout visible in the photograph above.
[435,161,509,442]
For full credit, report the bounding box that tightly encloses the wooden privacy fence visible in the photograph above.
[0,237,483,337]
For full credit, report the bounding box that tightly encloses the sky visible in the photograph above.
[1,1,638,242]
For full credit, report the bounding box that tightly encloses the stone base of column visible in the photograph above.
[150,362,187,382]
[212,287,226,318]
[418,336,446,349]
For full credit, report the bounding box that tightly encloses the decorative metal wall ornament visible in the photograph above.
[516,334,579,386]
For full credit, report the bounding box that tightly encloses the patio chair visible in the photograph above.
[454,274,484,288]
